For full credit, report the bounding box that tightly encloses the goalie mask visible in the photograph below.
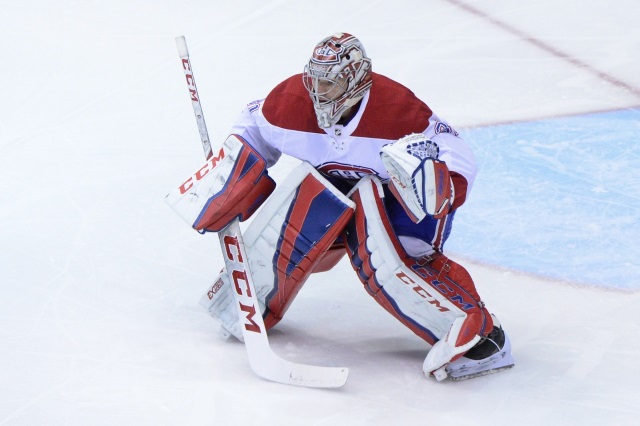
[302,32,372,128]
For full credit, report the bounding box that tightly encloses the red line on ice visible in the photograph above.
[444,0,640,99]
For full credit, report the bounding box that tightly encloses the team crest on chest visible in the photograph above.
[317,162,382,181]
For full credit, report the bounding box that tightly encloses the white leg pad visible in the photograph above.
[345,177,470,343]
[200,162,355,339]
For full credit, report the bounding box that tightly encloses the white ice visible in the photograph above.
[1,1,639,425]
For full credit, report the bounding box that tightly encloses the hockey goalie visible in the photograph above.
[167,32,514,381]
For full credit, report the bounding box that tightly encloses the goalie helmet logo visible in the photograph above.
[314,40,345,63]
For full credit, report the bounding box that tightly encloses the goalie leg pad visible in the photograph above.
[344,177,492,351]
[200,162,355,338]
[166,134,276,232]
[259,164,355,328]
[309,238,346,274]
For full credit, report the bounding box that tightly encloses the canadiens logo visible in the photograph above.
[317,162,382,181]
[314,41,345,64]
[316,45,342,57]
[312,33,360,65]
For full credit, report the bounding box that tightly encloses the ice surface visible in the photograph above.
[1,1,639,425]
[447,109,640,289]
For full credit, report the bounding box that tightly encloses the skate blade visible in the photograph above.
[449,363,514,381]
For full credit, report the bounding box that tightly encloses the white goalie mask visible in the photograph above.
[302,33,372,128]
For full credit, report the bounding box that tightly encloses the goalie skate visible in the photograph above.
[433,323,514,381]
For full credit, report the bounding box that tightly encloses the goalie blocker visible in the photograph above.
[165,134,276,232]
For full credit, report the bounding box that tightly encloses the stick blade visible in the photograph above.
[287,364,349,388]
[249,349,349,388]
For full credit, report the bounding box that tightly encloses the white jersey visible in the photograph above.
[229,72,477,209]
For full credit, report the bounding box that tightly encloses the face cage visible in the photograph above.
[303,64,363,127]
[303,65,352,104]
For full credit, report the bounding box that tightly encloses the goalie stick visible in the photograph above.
[175,35,349,388]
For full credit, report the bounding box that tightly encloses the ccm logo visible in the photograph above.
[223,235,261,333]
[179,148,225,194]
[396,271,450,313]
[181,58,198,102]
